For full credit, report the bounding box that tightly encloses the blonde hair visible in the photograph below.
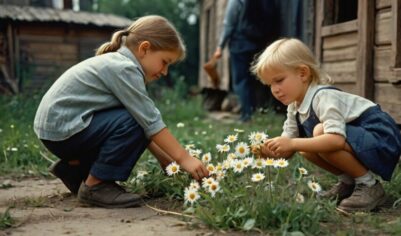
[96,15,186,61]
[251,38,331,85]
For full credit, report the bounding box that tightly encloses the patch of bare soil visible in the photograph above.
[0,177,225,236]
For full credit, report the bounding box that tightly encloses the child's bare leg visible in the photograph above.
[312,123,367,178]
[299,151,343,175]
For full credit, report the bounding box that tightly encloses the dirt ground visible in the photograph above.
[0,176,227,236]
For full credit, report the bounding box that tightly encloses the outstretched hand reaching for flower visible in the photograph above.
[264,137,294,158]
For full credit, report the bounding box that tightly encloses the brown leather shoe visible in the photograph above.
[319,182,355,203]
[49,160,86,195]
[77,182,142,208]
[338,181,387,212]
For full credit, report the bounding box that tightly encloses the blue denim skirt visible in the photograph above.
[346,105,401,180]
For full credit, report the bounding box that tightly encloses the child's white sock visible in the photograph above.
[338,173,354,185]
[354,171,376,187]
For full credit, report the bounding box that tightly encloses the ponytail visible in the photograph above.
[96,30,129,56]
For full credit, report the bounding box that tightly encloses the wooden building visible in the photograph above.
[199,0,401,124]
[315,0,401,123]
[0,4,131,94]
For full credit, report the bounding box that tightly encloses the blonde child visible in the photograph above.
[34,15,209,208]
[251,38,401,212]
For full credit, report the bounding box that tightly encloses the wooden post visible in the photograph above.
[392,0,401,68]
[314,0,324,61]
[356,0,375,99]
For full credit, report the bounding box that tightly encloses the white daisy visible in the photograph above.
[189,149,202,159]
[251,173,265,182]
[207,180,220,198]
[202,177,215,189]
[216,144,230,153]
[298,167,308,176]
[201,152,212,163]
[252,158,266,169]
[232,160,245,173]
[274,158,289,168]
[165,162,180,176]
[227,153,237,161]
[206,163,216,174]
[184,187,200,205]
[235,142,250,158]
[224,134,238,143]
[242,157,254,168]
[249,131,268,145]
[265,158,275,166]
[295,193,305,203]
[188,180,200,190]
[307,181,322,192]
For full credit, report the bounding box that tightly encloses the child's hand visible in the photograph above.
[265,137,293,157]
[179,156,209,181]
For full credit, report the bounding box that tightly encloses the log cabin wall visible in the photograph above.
[315,0,401,124]
[16,23,110,91]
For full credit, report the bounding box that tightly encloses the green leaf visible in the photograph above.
[243,218,255,231]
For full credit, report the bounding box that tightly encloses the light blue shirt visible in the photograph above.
[282,84,376,138]
[34,46,166,141]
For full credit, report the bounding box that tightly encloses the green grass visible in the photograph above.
[1,86,401,235]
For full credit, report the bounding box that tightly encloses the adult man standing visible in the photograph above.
[213,0,279,122]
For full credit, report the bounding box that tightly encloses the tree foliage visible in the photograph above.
[96,0,200,86]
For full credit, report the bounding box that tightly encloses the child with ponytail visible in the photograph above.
[34,15,208,208]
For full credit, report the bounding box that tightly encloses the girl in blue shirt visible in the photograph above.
[34,15,208,208]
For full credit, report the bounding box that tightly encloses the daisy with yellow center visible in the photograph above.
[184,187,200,205]
[307,180,322,192]
[274,158,289,168]
[207,180,220,197]
[189,149,202,159]
[188,180,200,190]
[265,158,275,166]
[242,157,253,168]
[166,162,180,176]
[206,163,216,174]
[232,160,245,173]
[295,193,305,203]
[216,144,230,153]
[227,153,237,161]
[235,142,250,158]
[248,131,268,145]
[298,167,308,175]
[251,173,265,182]
[253,158,266,169]
[201,152,212,163]
[202,177,215,189]
[224,134,238,143]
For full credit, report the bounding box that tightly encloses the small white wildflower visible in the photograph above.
[265,158,275,166]
[201,152,212,163]
[11,147,18,152]
[216,144,230,153]
[249,131,268,145]
[184,187,200,205]
[189,149,202,159]
[165,162,180,176]
[296,193,305,203]
[136,170,148,179]
[207,180,220,197]
[188,180,200,190]
[242,157,254,168]
[176,122,185,128]
[251,173,265,182]
[307,181,322,192]
[298,167,308,176]
[224,134,238,143]
[185,144,195,150]
[202,177,215,189]
[253,158,266,169]
[234,128,244,133]
[206,163,216,174]
[234,142,249,158]
[232,160,244,173]
[10,124,15,129]
[274,158,289,168]
[202,131,207,135]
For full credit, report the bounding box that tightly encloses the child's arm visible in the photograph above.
[147,141,174,170]
[151,128,209,180]
[265,133,346,156]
